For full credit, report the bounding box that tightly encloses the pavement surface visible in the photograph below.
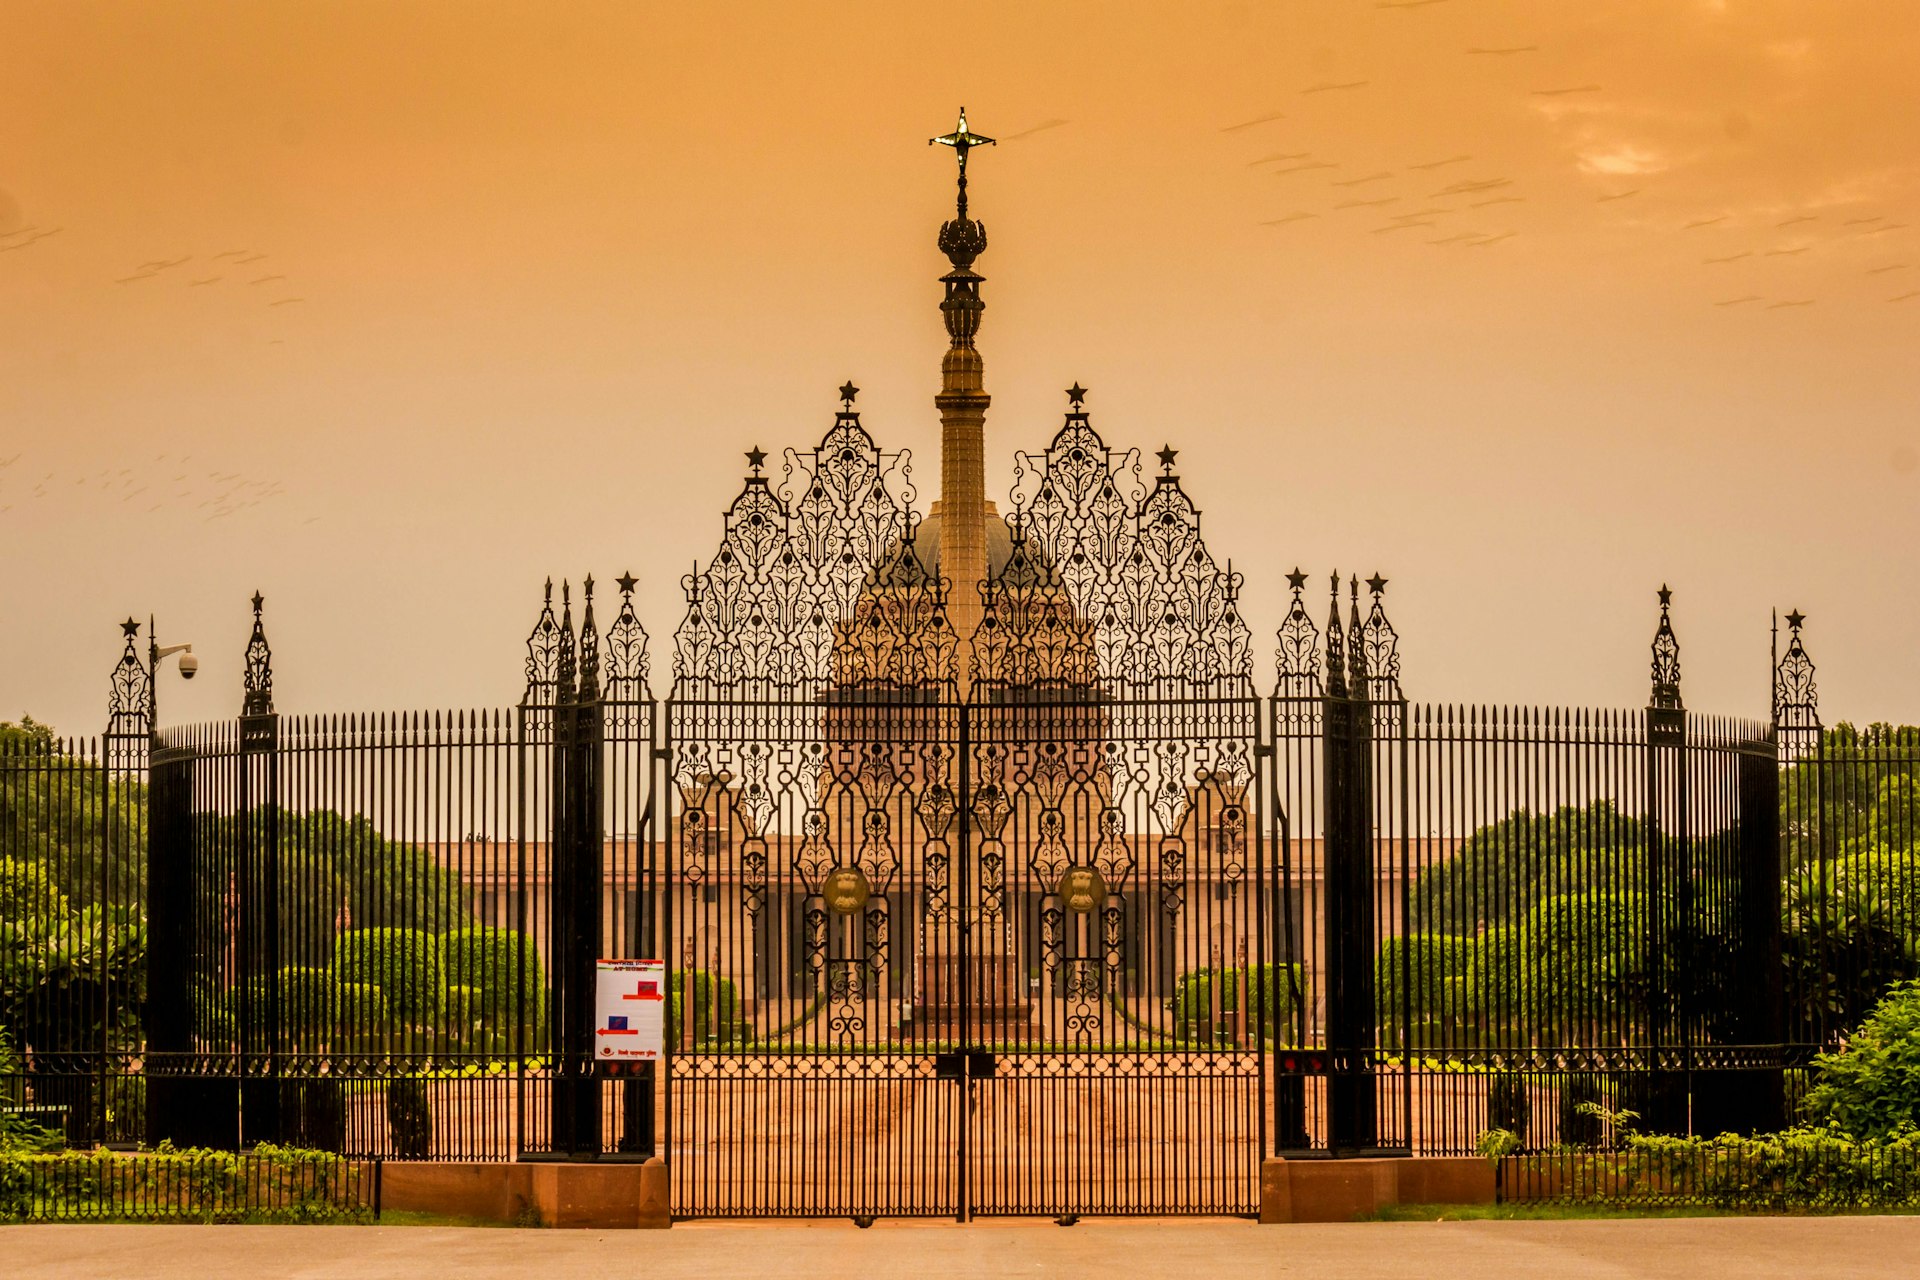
[7,1217,1920,1279]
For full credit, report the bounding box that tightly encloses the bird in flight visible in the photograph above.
[1261,212,1318,225]
[1392,207,1449,221]
[233,252,269,265]
[211,249,249,260]
[1683,216,1727,230]
[1867,264,1909,274]
[1713,296,1762,307]
[1471,196,1525,209]
[1378,0,1448,8]
[1777,216,1818,228]
[1428,233,1480,245]
[188,276,222,286]
[1467,46,1538,55]
[1845,217,1885,227]
[1332,172,1394,187]
[1464,231,1517,246]
[114,272,156,284]
[1891,291,1920,303]
[1336,197,1399,209]
[1532,85,1602,96]
[1273,161,1339,175]
[1704,252,1752,264]
[1221,111,1289,132]
[1409,155,1472,170]
[250,275,286,285]
[268,298,305,306]
[1373,221,1434,234]
[1248,151,1311,165]
[1766,299,1814,309]
[1302,81,1369,94]
[1598,190,1640,202]
[1765,246,1810,256]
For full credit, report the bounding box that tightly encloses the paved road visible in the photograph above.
[7,1217,1918,1279]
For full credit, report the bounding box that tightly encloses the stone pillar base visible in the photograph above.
[1258,1156,1494,1223]
[378,1160,671,1229]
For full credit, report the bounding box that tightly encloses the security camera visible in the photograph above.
[177,652,199,680]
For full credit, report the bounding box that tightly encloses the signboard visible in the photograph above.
[595,958,666,1061]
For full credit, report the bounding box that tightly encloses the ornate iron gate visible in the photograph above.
[663,397,1263,1218]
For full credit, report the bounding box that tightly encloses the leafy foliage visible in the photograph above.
[331,928,443,1048]
[1172,963,1301,1045]
[0,1143,369,1223]
[1804,979,1920,1139]
[1412,801,1646,932]
[443,926,545,1050]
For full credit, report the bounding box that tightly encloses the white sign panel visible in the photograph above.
[594,958,666,1061]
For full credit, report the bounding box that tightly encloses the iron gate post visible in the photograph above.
[548,582,606,1158]
[1692,736,1786,1134]
[1321,581,1378,1153]
[1641,588,1691,1135]
[235,594,285,1147]
[145,741,218,1146]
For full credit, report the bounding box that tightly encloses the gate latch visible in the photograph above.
[934,1050,998,1080]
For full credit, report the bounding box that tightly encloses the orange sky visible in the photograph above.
[2,0,1916,733]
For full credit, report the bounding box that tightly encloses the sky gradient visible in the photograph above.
[2,1,1916,734]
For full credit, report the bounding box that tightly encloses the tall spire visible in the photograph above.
[929,108,996,693]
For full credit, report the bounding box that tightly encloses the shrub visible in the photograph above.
[0,858,69,922]
[331,928,444,1046]
[442,926,544,1049]
[1624,1125,1920,1210]
[670,969,751,1047]
[1376,934,1471,1042]
[1173,963,1301,1044]
[1804,979,1920,1139]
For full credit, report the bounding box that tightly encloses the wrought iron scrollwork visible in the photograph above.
[1274,569,1322,696]
[1773,608,1819,733]
[976,395,1252,697]
[242,591,274,716]
[107,617,152,743]
[1650,584,1683,710]
[522,579,564,709]
[604,571,652,702]
[1357,573,1400,699]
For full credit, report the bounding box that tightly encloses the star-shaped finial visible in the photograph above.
[746,446,767,472]
[1365,573,1388,597]
[1066,382,1088,407]
[1658,584,1673,607]
[1286,568,1309,592]
[1786,608,1805,630]
[121,617,140,638]
[1156,445,1179,470]
[839,381,859,405]
[251,590,264,614]
[616,572,637,596]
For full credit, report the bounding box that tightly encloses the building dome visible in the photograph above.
[871,500,1060,594]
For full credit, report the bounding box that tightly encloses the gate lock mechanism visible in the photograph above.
[934,1050,997,1080]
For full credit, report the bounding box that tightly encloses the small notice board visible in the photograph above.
[594,958,666,1061]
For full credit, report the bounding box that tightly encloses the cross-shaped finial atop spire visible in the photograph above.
[930,107,995,220]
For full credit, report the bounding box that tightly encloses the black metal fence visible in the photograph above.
[5,438,1918,1219]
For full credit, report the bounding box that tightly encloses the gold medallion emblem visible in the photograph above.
[823,866,873,916]
[1057,865,1107,914]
